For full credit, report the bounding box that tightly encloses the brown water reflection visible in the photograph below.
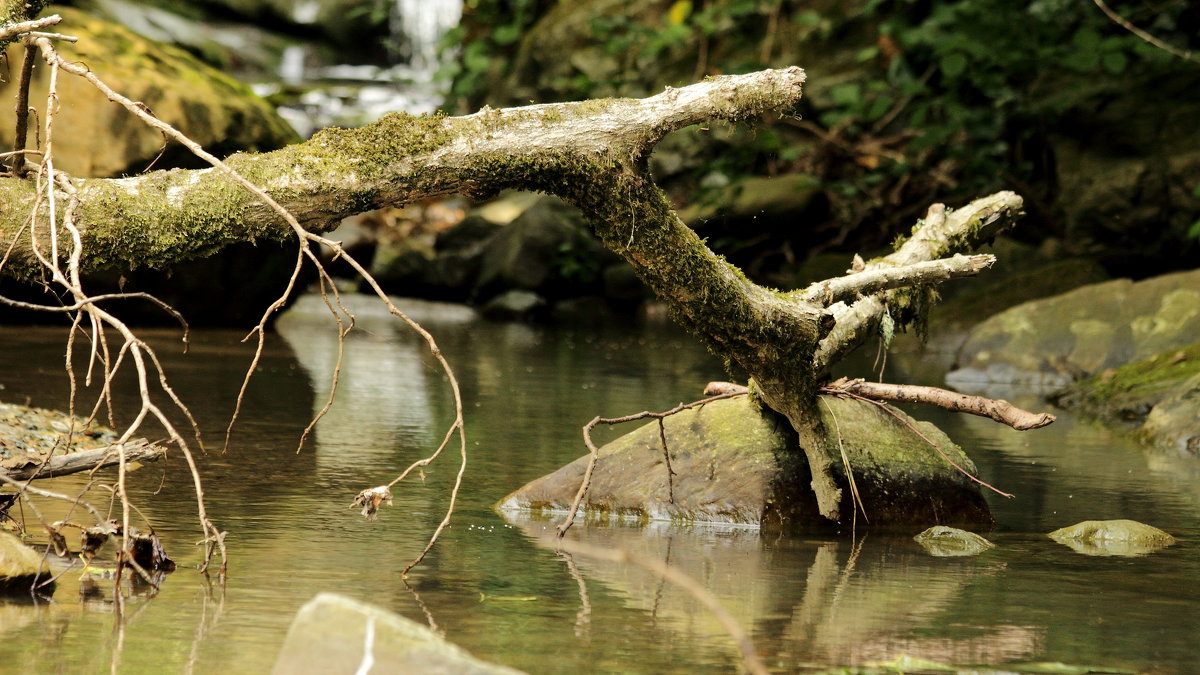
[0,297,1194,673]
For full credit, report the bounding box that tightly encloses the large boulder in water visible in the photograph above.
[0,7,296,178]
[272,593,525,675]
[949,269,1200,391]
[0,532,51,592]
[498,395,992,529]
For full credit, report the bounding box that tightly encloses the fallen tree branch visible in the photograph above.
[823,377,1056,431]
[811,197,1023,374]
[0,441,165,480]
[799,253,995,306]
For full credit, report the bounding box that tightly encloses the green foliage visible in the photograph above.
[441,0,552,107]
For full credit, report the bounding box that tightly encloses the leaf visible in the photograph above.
[1072,27,1101,51]
[667,0,692,25]
[855,46,880,62]
[1101,50,1127,75]
[1188,219,1200,239]
[830,82,863,107]
[940,52,968,78]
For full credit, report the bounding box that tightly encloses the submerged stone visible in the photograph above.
[271,593,525,675]
[914,526,995,557]
[498,395,992,529]
[1047,519,1176,557]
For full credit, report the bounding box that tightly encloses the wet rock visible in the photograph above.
[680,174,825,231]
[1047,520,1176,557]
[481,290,546,321]
[474,196,615,301]
[949,269,1200,391]
[498,395,992,529]
[271,593,525,675]
[1140,372,1200,455]
[1052,342,1200,453]
[0,532,51,592]
[914,526,994,557]
[0,7,296,178]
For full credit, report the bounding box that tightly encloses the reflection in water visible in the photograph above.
[0,307,1194,673]
[276,295,443,475]
[509,515,1037,669]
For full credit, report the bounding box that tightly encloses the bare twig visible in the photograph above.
[34,35,466,577]
[825,389,1015,499]
[1092,0,1195,62]
[797,253,995,307]
[0,14,61,42]
[824,377,1056,431]
[9,42,36,177]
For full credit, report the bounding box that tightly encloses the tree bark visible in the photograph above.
[0,66,1027,522]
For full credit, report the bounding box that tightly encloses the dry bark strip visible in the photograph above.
[824,377,1056,430]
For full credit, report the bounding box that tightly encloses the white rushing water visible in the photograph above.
[391,0,464,72]
[273,0,465,136]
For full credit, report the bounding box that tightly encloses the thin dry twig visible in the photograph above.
[824,377,1056,431]
[32,34,468,577]
[825,389,1014,499]
[1092,0,1195,62]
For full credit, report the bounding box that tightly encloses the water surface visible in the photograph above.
[0,296,1194,673]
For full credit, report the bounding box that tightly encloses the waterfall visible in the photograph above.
[391,0,464,72]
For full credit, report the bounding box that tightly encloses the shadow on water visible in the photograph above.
[0,297,1195,673]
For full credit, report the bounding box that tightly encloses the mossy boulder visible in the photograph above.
[474,196,617,303]
[0,532,51,592]
[272,593,524,675]
[0,6,296,178]
[1140,372,1200,455]
[1047,519,1176,557]
[913,526,994,557]
[498,395,992,529]
[949,269,1200,390]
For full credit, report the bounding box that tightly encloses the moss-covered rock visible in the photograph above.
[0,6,296,178]
[1140,372,1200,455]
[1047,519,1176,557]
[949,269,1200,390]
[913,526,994,557]
[498,395,991,529]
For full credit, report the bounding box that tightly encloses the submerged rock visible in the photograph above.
[913,526,995,557]
[272,593,524,675]
[0,532,51,592]
[1047,519,1176,557]
[498,395,992,529]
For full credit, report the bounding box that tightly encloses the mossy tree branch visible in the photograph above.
[0,66,1025,522]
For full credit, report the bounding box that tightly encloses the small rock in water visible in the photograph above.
[1047,519,1176,557]
[914,526,995,557]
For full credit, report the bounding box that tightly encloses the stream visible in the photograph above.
[0,295,1195,673]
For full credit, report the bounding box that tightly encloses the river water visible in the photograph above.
[0,295,1195,673]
